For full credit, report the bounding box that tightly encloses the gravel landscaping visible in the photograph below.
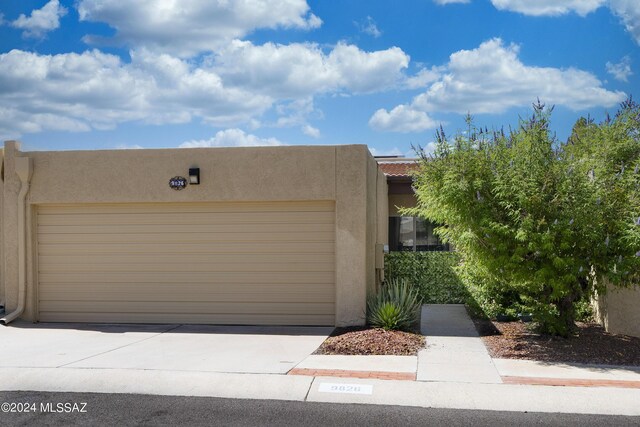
[314,309,640,363]
[473,318,640,366]
[315,327,426,356]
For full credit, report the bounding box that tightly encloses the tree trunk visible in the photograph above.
[555,295,577,337]
[554,278,588,337]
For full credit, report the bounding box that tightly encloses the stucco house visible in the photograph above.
[0,141,387,327]
[1,141,637,337]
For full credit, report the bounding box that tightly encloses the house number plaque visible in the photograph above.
[169,176,187,190]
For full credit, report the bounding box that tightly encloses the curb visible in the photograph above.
[502,376,640,389]
[289,368,415,381]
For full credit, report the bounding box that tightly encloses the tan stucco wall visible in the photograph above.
[388,193,417,216]
[594,282,640,338]
[334,145,369,325]
[2,142,20,316]
[364,155,387,297]
[2,141,387,327]
[26,145,336,203]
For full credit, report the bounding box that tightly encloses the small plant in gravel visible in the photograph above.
[366,278,421,331]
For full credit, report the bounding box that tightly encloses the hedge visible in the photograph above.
[384,252,468,304]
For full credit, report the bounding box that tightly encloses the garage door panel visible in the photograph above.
[39,282,334,294]
[38,241,334,255]
[39,301,335,315]
[38,252,333,265]
[35,223,334,243]
[39,271,335,284]
[38,211,334,226]
[37,230,334,243]
[37,201,336,325]
[38,201,334,215]
[39,287,335,303]
[38,261,335,273]
[38,312,335,325]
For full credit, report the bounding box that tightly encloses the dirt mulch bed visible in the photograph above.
[473,318,640,366]
[315,327,425,356]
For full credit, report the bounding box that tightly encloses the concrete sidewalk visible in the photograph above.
[417,304,502,383]
[2,306,640,416]
[2,366,639,416]
[289,305,640,387]
[287,304,503,384]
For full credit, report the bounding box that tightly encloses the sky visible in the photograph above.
[0,0,638,155]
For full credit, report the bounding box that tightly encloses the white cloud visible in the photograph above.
[357,16,382,38]
[436,0,640,44]
[0,107,91,138]
[215,40,409,97]
[610,0,640,45]
[371,38,625,133]
[413,38,625,113]
[606,56,633,82]
[0,49,272,137]
[490,0,605,16]
[369,105,438,133]
[11,0,67,38]
[416,142,439,156]
[77,0,321,56]
[405,67,443,89]
[115,144,144,150]
[180,129,284,148]
[369,147,405,156]
[302,124,321,138]
[0,0,415,140]
[0,38,411,138]
[326,43,410,93]
[493,0,640,46]
[272,98,319,129]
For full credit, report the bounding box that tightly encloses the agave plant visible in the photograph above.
[366,278,421,331]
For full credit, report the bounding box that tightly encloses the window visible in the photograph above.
[388,217,449,252]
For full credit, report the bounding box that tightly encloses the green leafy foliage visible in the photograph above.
[366,278,421,331]
[573,298,594,322]
[406,100,640,336]
[385,252,468,304]
[457,260,525,320]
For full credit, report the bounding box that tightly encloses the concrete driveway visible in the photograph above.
[0,322,332,374]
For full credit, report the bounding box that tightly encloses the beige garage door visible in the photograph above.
[37,201,335,325]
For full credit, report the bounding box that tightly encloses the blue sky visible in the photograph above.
[0,0,638,155]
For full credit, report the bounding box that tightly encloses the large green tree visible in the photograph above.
[408,100,640,336]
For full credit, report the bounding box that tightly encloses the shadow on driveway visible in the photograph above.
[5,321,334,336]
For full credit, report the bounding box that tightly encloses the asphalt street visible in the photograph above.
[1,391,639,426]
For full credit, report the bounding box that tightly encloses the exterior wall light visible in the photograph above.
[189,168,200,185]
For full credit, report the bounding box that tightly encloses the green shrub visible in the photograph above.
[460,260,595,328]
[385,252,468,304]
[384,251,594,328]
[367,278,421,331]
[457,260,526,320]
[574,298,594,322]
[405,101,640,336]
